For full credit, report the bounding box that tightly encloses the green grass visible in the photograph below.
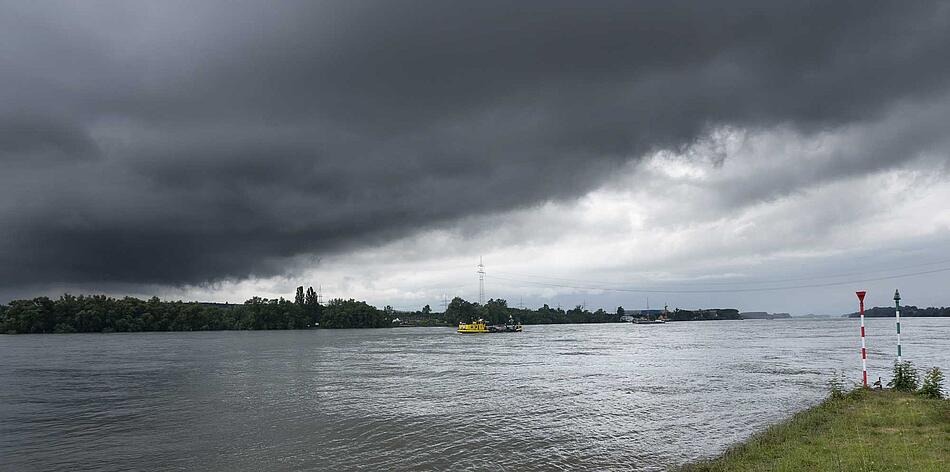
[678,389,950,472]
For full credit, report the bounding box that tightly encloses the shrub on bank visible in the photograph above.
[886,362,945,399]
[918,367,945,399]
[827,372,848,400]
[888,361,919,392]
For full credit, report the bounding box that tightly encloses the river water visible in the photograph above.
[1,318,948,471]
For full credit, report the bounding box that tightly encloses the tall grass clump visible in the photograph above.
[918,367,944,399]
[887,361,919,392]
[827,372,847,400]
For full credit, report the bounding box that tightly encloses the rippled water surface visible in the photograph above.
[2,318,949,471]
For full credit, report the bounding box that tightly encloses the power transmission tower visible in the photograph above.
[477,257,485,305]
[317,285,323,304]
[441,293,448,312]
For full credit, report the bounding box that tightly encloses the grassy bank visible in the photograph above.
[678,389,949,472]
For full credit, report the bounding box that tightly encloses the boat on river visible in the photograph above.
[458,319,489,333]
[631,305,669,325]
[498,315,524,332]
[457,316,523,333]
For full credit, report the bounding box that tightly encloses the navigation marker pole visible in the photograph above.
[856,291,868,387]
[894,289,902,363]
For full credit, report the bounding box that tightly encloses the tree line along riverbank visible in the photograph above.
[0,290,748,334]
[0,287,760,334]
[0,291,386,334]
[4,289,950,334]
[846,305,950,318]
[677,387,949,472]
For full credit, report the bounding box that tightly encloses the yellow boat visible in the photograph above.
[457,317,523,333]
[457,319,489,333]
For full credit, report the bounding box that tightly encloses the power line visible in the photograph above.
[492,255,950,288]
[488,265,950,294]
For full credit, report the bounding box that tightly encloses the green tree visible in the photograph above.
[482,299,509,324]
[444,297,477,325]
[888,361,920,392]
[918,367,944,399]
[303,286,321,325]
[322,298,389,328]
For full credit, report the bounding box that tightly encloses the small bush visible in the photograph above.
[828,372,847,400]
[887,361,919,392]
[918,367,945,399]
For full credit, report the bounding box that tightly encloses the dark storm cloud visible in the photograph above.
[0,116,99,163]
[2,0,949,287]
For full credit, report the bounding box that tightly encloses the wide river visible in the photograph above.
[2,318,948,471]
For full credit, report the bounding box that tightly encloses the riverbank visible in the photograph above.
[678,389,949,471]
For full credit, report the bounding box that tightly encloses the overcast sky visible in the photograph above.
[2,1,950,314]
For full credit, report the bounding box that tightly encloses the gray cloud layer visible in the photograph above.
[2,1,949,288]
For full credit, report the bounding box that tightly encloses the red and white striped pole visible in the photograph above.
[856,290,868,387]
